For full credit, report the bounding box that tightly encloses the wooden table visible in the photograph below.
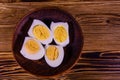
[0,0,120,79]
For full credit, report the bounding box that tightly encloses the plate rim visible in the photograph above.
[12,7,84,78]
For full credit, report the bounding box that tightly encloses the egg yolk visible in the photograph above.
[46,46,59,60]
[25,39,40,54]
[33,25,50,40]
[54,26,67,43]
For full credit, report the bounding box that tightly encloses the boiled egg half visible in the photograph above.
[45,45,64,67]
[50,22,69,47]
[28,19,53,44]
[20,37,45,60]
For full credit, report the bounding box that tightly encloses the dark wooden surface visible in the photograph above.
[0,0,120,79]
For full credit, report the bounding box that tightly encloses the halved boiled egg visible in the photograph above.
[50,22,69,47]
[28,19,53,44]
[20,37,45,60]
[45,45,64,67]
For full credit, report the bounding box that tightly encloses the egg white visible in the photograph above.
[45,45,64,68]
[20,37,45,60]
[50,22,69,47]
[28,19,53,45]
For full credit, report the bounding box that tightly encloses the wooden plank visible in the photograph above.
[0,0,15,3]
[18,0,120,2]
[0,0,119,3]
[0,25,15,51]
[0,2,120,51]
[1,0,120,3]
[1,51,120,79]
[0,2,120,25]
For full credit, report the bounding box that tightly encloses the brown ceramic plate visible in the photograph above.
[12,7,83,77]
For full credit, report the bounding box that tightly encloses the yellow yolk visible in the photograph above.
[54,26,67,43]
[33,25,50,40]
[46,46,59,60]
[25,39,40,54]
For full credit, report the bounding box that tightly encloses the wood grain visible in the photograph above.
[0,0,15,3]
[1,51,120,79]
[0,0,120,3]
[0,1,120,51]
[0,1,120,79]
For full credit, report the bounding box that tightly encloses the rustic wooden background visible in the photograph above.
[0,0,120,79]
